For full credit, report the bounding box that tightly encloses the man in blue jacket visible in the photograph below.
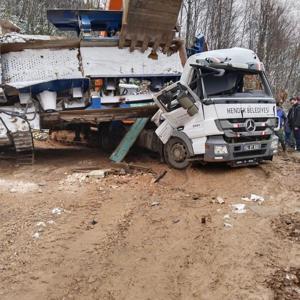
[276,102,287,151]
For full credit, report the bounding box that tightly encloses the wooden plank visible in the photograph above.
[0,39,80,54]
[110,118,149,163]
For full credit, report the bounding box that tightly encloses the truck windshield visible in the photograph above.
[202,68,270,98]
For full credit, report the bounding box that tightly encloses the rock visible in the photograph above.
[90,220,98,225]
[36,222,46,227]
[223,214,230,220]
[232,203,247,214]
[52,207,63,215]
[32,232,40,239]
[224,222,233,228]
[216,196,225,204]
[151,201,160,207]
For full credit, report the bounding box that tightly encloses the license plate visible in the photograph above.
[244,144,261,151]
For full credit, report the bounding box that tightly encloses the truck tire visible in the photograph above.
[164,137,191,169]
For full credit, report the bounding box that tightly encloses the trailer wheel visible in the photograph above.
[164,137,191,169]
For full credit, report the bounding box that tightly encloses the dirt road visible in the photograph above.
[0,143,299,300]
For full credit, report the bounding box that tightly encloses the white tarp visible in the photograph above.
[81,47,183,77]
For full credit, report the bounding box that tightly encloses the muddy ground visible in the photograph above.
[0,141,299,300]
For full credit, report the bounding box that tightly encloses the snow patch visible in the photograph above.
[0,32,57,44]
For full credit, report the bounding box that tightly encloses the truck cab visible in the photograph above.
[153,48,279,169]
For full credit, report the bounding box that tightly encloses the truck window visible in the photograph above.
[157,83,197,112]
[189,69,204,99]
[202,69,269,98]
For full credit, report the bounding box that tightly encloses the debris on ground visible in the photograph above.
[232,204,247,214]
[36,222,46,228]
[32,232,40,239]
[153,170,167,183]
[90,220,98,225]
[267,267,300,300]
[151,201,160,207]
[86,169,112,179]
[201,215,212,224]
[242,194,265,203]
[272,213,300,242]
[216,196,225,204]
[52,208,64,215]
[224,222,233,228]
[223,214,230,221]
[113,162,154,174]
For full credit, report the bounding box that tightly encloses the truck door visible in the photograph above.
[154,82,200,129]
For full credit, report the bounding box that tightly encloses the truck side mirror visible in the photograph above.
[177,91,199,116]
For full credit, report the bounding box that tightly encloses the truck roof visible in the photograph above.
[188,47,261,66]
[180,47,262,84]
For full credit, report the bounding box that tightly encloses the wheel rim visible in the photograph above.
[170,142,188,163]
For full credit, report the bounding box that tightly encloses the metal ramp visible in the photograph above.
[110,118,149,163]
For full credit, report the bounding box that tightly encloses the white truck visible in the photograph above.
[145,48,279,169]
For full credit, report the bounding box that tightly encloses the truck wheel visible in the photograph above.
[164,137,191,169]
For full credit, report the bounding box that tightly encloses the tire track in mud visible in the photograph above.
[0,153,299,300]
[21,188,145,300]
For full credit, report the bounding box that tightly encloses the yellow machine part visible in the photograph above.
[119,0,183,53]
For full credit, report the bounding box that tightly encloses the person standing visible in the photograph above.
[292,96,300,152]
[276,102,287,151]
[285,97,296,148]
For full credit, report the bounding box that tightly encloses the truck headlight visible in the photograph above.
[214,145,228,155]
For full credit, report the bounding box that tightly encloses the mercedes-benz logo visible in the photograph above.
[245,119,256,132]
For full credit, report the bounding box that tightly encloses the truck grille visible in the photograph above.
[218,117,277,144]
[233,149,267,158]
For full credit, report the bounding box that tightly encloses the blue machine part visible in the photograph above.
[17,78,90,96]
[47,9,123,36]
[86,97,102,110]
[187,34,207,57]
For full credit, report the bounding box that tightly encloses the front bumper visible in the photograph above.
[204,135,278,165]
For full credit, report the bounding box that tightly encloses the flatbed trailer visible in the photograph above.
[41,105,158,127]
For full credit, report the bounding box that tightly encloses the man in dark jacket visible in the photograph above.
[291,96,300,151]
[276,102,287,151]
